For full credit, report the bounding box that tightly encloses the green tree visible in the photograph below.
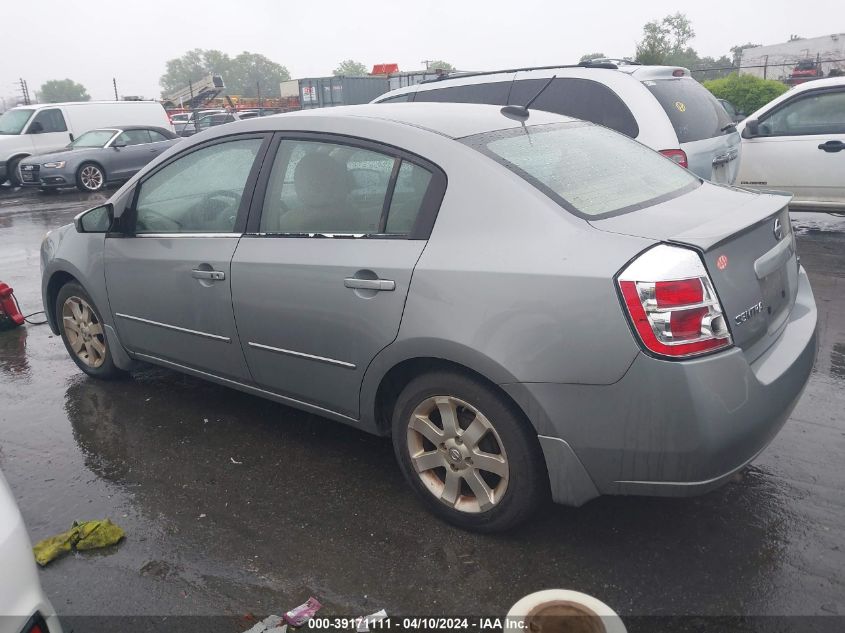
[579,52,606,62]
[703,73,788,114]
[333,59,369,76]
[226,52,290,97]
[39,79,90,103]
[635,13,695,65]
[427,60,454,72]
[159,49,289,98]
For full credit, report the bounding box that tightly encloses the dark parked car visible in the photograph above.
[19,126,180,192]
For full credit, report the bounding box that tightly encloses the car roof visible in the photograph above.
[269,103,573,139]
[788,76,845,93]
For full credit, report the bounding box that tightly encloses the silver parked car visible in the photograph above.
[19,126,180,192]
[40,104,817,531]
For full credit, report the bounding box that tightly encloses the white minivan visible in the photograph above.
[0,101,173,186]
[372,62,742,184]
[736,76,845,212]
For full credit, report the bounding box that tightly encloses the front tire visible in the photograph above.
[6,157,23,187]
[392,371,548,532]
[56,282,126,379]
[76,163,106,192]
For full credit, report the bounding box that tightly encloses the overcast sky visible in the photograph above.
[1,0,843,104]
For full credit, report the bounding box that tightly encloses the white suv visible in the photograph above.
[372,62,741,184]
[736,76,845,212]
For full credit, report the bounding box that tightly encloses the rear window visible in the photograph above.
[645,78,733,143]
[509,78,640,138]
[461,122,699,218]
[413,81,511,105]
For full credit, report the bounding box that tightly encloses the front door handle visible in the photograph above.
[192,269,225,281]
[344,278,395,291]
[818,140,845,153]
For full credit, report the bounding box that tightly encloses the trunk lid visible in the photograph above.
[592,184,798,361]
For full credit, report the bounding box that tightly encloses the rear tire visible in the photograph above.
[392,370,548,532]
[56,282,126,380]
[76,163,106,192]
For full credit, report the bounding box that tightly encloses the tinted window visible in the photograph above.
[509,78,639,138]
[462,122,698,218]
[414,81,511,105]
[385,161,433,234]
[261,140,396,234]
[70,130,117,148]
[135,138,261,233]
[760,90,845,136]
[116,129,151,145]
[30,108,67,133]
[644,78,733,143]
[148,129,169,142]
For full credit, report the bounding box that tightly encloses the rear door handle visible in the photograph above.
[344,278,395,291]
[818,140,845,153]
[192,269,225,281]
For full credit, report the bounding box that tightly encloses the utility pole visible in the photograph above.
[256,81,261,111]
[19,78,31,105]
[763,55,769,80]
[113,78,119,100]
[421,59,434,71]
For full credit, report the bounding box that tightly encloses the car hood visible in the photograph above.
[23,147,103,164]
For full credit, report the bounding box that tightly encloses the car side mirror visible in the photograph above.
[28,121,44,134]
[74,204,114,233]
[742,119,760,138]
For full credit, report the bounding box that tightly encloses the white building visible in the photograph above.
[740,34,845,80]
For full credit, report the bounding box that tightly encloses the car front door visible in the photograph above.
[739,87,845,209]
[106,129,150,179]
[24,108,72,154]
[231,134,445,418]
[104,134,270,381]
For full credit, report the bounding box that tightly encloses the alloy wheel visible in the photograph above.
[406,395,509,513]
[62,296,106,368]
[80,165,104,191]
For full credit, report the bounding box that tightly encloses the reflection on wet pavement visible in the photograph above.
[0,186,843,624]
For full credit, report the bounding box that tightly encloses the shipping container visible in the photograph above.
[388,72,442,91]
[297,76,389,109]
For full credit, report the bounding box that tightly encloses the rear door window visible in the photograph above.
[509,78,639,138]
[644,78,733,143]
[413,81,512,105]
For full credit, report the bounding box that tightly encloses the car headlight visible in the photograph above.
[43,161,66,168]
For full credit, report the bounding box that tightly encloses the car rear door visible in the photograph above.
[230,133,446,419]
[104,133,270,381]
[738,86,845,210]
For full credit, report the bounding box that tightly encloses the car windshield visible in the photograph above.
[69,130,117,148]
[0,109,34,135]
[461,122,700,218]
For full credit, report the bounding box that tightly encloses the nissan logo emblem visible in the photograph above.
[773,218,784,241]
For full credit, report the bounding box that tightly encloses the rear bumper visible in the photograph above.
[505,265,817,503]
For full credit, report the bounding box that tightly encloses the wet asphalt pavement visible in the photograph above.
[0,184,843,632]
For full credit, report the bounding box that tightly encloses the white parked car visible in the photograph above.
[372,62,742,184]
[0,101,174,187]
[736,77,845,212]
[0,470,62,633]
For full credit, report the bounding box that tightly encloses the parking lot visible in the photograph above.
[1,184,844,631]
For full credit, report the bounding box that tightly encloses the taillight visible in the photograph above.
[659,149,688,168]
[617,245,732,359]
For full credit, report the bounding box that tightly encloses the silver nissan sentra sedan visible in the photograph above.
[40,103,817,532]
